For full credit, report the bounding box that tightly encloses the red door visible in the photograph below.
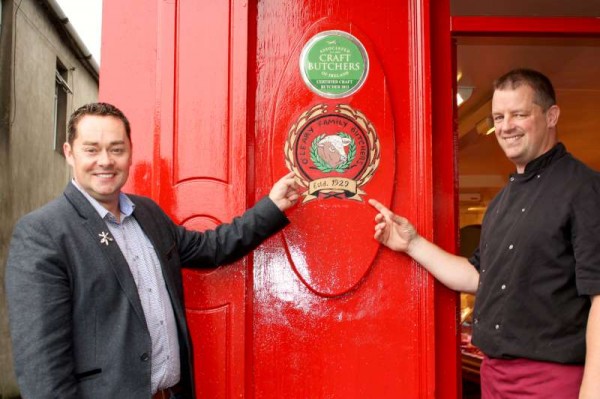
[100,1,458,398]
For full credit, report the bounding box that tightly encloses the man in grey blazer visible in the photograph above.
[5,102,299,399]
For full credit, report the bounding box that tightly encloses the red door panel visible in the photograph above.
[103,1,252,397]
[252,1,455,397]
[172,2,250,397]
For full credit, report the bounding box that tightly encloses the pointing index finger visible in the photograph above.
[368,199,393,217]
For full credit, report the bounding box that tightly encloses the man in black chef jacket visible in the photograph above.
[369,68,600,399]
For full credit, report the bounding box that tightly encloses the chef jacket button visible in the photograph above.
[495,324,500,330]
[521,208,526,212]
[501,284,506,290]
[510,177,515,182]
[474,318,479,324]
[508,244,514,250]
[140,353,150,362]
[537,174,541,178]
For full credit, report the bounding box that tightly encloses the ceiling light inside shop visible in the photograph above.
[457,86,474,107]
[476,116,495,135]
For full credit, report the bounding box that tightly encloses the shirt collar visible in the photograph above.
[512,142,566,178]
[71,179,135,220]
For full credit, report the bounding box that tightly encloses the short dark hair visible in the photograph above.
[494,68,556,111]
[67,102,131,145]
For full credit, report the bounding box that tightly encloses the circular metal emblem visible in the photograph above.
[299,30,369,99]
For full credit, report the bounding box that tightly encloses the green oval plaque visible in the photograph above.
[299,30,369,99]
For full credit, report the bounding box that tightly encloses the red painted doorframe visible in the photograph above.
[451,16,600,35]
[430,3,460,398]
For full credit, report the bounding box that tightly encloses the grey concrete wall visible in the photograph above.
[0,1,15,394]
[0,0,98,396]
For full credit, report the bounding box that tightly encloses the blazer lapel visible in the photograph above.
[63,183,147,326]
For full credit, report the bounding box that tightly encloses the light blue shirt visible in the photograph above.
[73,181,180,393]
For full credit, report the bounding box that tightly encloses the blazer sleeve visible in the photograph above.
[5,215,79,399]
[172,196,289,267]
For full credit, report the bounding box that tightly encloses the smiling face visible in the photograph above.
[63,115,132,214]
[492,84,560,173]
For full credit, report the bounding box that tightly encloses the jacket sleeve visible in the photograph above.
[172,197,289,267]
[5,215,79,399]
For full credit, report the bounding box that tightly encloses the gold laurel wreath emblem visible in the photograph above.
[284,103,381,203]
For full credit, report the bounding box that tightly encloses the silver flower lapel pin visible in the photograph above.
[99,231,114,246]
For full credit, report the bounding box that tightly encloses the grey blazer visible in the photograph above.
[5,182,288,399]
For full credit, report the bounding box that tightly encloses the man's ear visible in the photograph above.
[546,104,560,128]
[63,142,74,167]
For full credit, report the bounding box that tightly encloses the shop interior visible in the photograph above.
[455,28,600,396]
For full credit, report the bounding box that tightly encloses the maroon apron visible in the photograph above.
[480,355,584,398]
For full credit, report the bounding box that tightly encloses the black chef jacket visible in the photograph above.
[469,143,600,363]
